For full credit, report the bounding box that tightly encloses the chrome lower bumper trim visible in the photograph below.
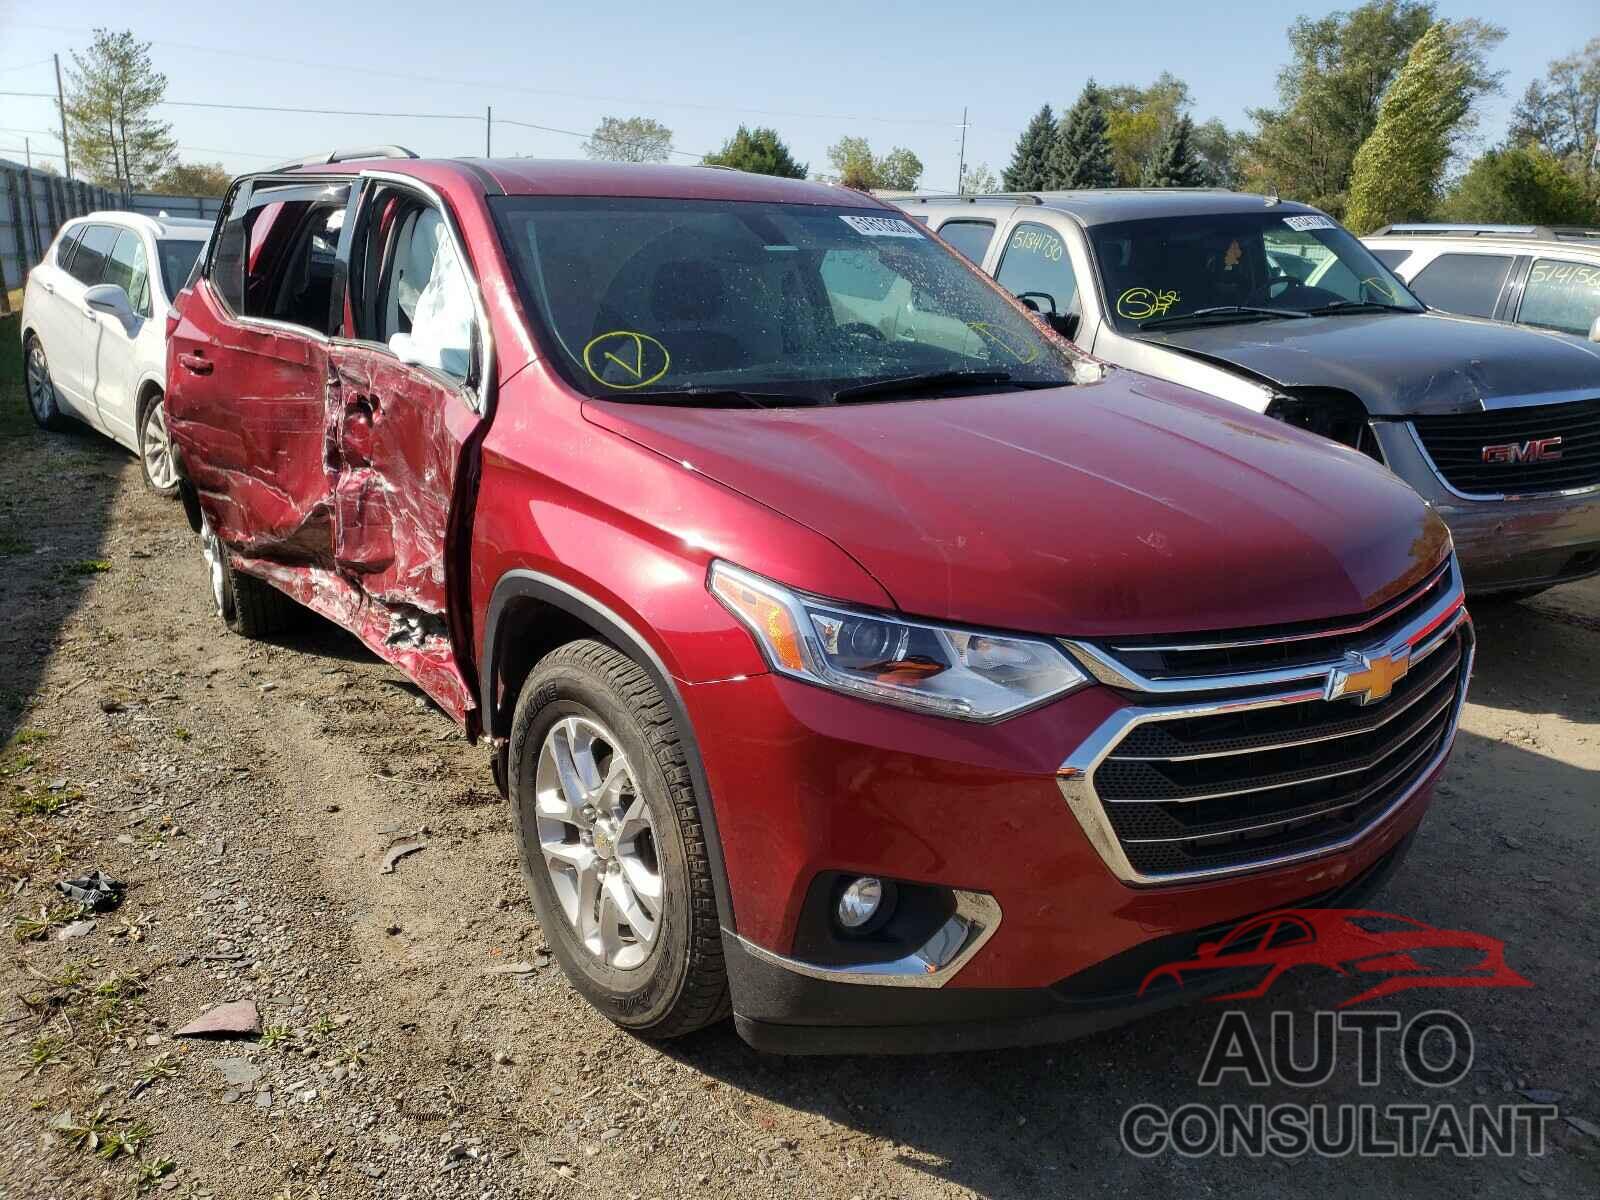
[729,891,1002,988]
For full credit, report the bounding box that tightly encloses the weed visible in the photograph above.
[135,1053,178,1087]
[172,727,192,742]
[11,788,67,817]
[309,1014,336,1038]
[133,1158,176,1193]
[9,729,50,747]
[51,1105,114,1152]
[13,902,81,942]
[64,559,111,576]
[94,1120,150,1160]
[260,1024,293,1050]
[25,1034,67,1074]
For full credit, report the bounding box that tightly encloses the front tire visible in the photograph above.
[138,393,180,496]
[198,512,300,638]
[24,336,68,432]
[508,640,729,1038]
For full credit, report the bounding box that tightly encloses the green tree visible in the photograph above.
[825,138,923,191]
[1001,105,1056,191]
[1048,80,1117,189]
[1242,2,1501,217]
[582,116,673,163]
[1345,21,1503,233]
[1103,73,1191,186]
[1140,115,1206,187]
[876,146,923,191]
[1192,118,1242,188]
[1439,146,1598,225]
[959,162,998,195]
[150,161,231,197]
[1509,39,1600,198]
[63,28,177,193]
[703,125,807,177]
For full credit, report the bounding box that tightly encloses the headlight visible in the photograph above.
[709,561,1087,721]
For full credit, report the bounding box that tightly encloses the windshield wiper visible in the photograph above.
[610,387,819,408]
[1303,300,1407,316]
[830,369,1047,404]
[1140,306,1311,331]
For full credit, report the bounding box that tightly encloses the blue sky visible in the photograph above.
[1,0,1592,189]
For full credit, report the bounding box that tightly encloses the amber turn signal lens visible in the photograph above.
[710,570,807,672]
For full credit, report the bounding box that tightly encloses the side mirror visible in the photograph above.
[1589,315,1600,344]
[84,283,135,324]
[1051,311,1081,341]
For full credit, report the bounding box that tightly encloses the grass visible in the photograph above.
[63,559,111,576]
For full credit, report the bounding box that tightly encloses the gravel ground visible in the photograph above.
[1,318,1597,1199]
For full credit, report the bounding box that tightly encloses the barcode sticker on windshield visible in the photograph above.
[1283,214,1336,232]
[840,215,922,238]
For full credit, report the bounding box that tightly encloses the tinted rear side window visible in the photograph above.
[1409,252,1513,319]
[938,220,995,263]
[1370,247,1413,271]
[55,226,84,270]
[995,222,1079,318]
[68,224,119,286]
[1517,258,1600,337]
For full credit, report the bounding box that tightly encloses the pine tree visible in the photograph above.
[1001,105,1056,191]
[1345,21,1482,233]
[1140,115,1206,187]
[1048,81,1118,189]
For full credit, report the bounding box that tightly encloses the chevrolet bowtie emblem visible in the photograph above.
[1327,647,1411,705]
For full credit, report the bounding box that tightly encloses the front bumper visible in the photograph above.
[681,658,1445,1052]
[1373,419,1600,594]
[728,833,1414,1054]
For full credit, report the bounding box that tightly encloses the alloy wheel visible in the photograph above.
[26,346,53,420]
[534,716,662,970]
[198,513,226,617]
[142,399,177,490]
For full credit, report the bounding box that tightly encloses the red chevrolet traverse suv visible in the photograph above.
[164,149,1472,1052]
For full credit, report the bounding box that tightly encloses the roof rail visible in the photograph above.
[1370,222,1600,242]
[896,192,1043,206]
[266,145,420,172]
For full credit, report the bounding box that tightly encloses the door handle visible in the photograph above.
[40,281,54,295]
[178,352,214,376]
[82,307,98,320]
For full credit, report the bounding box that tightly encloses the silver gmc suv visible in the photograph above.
[897,190,1600,601]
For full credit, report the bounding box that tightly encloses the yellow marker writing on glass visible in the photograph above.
[582,331,671,390]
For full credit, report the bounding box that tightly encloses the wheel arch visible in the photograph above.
[482,569,737,931]
[134,374,164,427]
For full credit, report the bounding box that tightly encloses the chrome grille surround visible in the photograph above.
[1056,558,1472,886]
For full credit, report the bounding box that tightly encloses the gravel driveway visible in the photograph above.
[2,320,1596,1198]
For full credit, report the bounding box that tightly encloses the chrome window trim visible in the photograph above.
[729,890,1002,988]
[1056,567,1472,887]
[1406,421,1600,502]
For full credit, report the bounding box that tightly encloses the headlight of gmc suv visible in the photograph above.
[709,561,1087,721]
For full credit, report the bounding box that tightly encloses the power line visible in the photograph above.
[12,21,960,130]
[0,57,53,75]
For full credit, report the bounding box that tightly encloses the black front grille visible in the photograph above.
[1091,629,1467,878]
[1106,560,1452,681]
[1412,398,1600,495]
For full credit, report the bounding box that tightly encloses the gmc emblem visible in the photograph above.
[1482,437,1563,465]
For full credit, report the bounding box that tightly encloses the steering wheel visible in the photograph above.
[1246,275,1298,305]
[838,322,886,341]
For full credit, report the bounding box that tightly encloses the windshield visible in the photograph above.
[1090,211,1423,334]
[158,238,205,300]
[490,197,1080,404]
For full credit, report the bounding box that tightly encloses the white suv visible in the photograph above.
[20,212,211,494]
[1363,223,1600,345]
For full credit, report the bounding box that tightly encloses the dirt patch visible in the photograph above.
[1,315,1597,1198]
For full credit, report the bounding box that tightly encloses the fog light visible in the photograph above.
[836,876,884,929]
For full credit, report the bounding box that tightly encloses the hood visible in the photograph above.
[1142,311,1600,417]
[584,375,1450,638]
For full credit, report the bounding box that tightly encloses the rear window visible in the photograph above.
[1517,258,1600,338]
[1409,253,1513,319]
[938,220,996,263]
[1369,247,1413,271]
[67,224,119,286]
[55,225,84,270]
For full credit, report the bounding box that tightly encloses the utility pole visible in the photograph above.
[54,53,73,181]
[957,106,969,194]
[486,106,492,157]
